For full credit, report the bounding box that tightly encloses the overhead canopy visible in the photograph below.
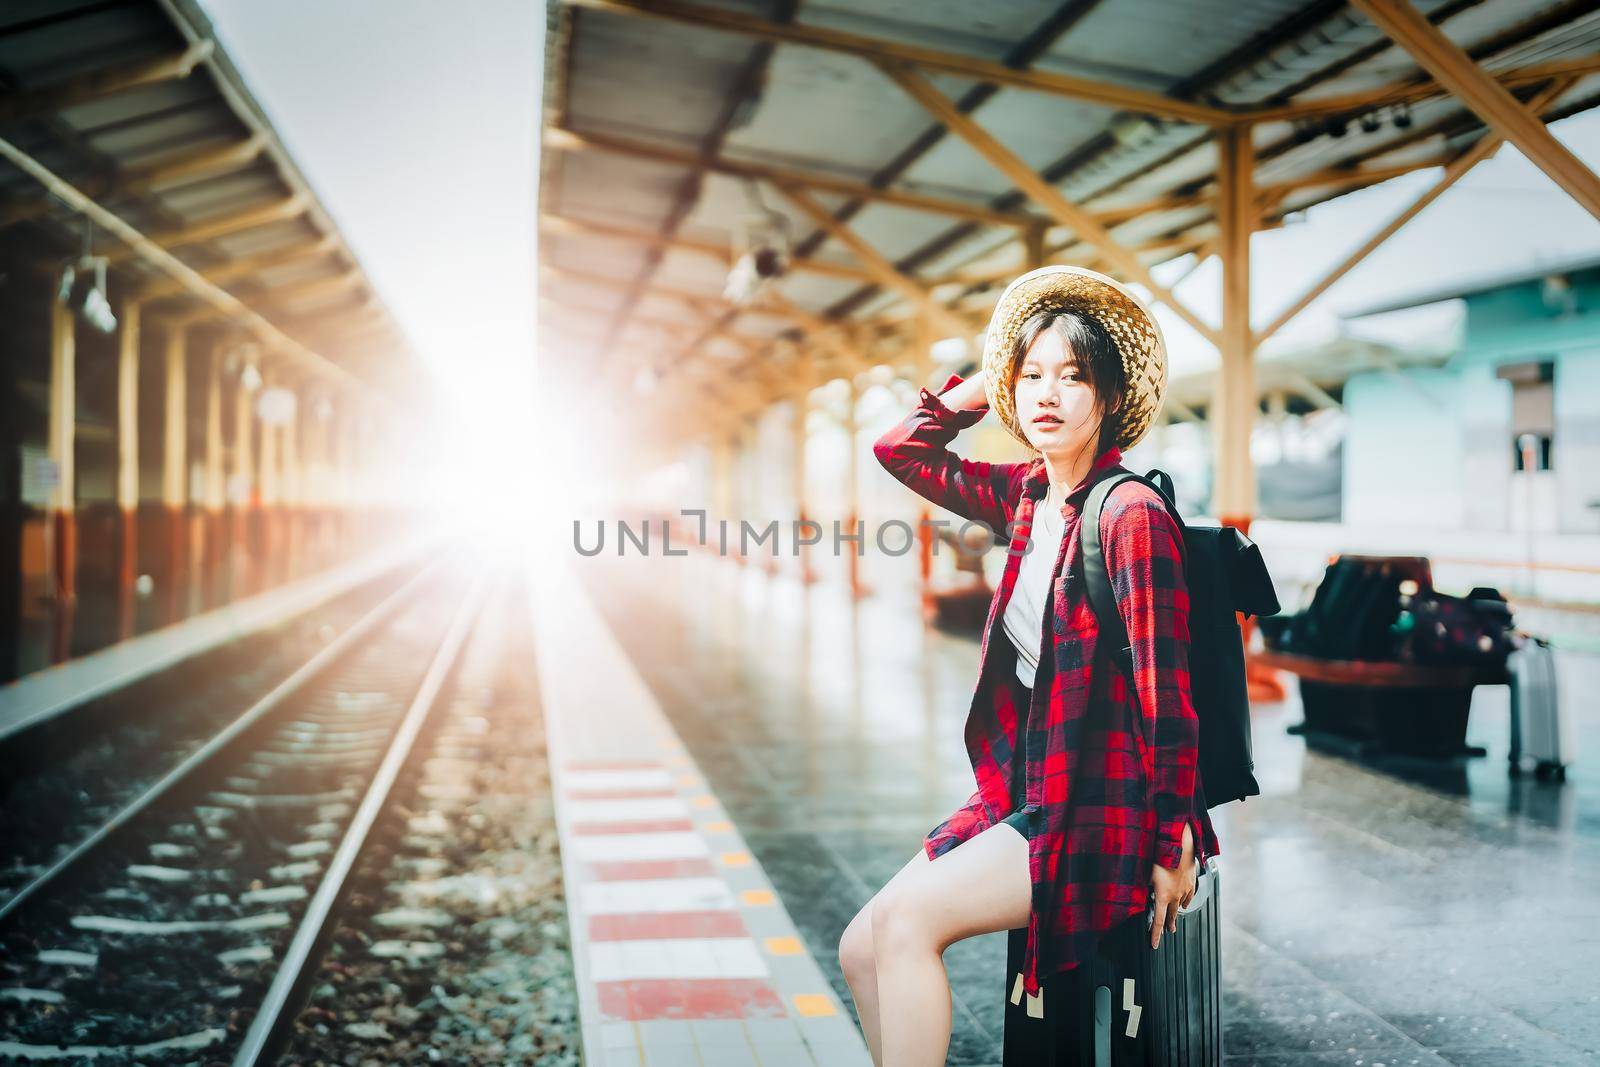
[539,0,1600,447]
[0,0,419,398]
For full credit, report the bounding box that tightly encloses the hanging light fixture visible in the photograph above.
[56,216,117,334]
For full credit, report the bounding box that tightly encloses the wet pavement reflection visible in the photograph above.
[578,550,1599,1066]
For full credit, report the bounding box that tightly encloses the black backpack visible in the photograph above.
[1077,469,1280,808]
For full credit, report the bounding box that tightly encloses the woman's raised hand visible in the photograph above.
[1148,821,1196,950]
[938,368,990,413]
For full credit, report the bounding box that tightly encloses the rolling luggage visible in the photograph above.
[1002,856,1222,1066]
[1508,635,1571,779]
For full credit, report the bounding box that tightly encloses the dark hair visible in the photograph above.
[1010,309,1127,456]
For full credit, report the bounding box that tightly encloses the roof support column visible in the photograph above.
[47,293,76,663]
[844,374,868,600]
[1213,123,1256,528]
[258,370,280,589]
[202,351,226,609]
[793,381,814,585]
[282,385,302,582]
[231,358,257,598]
[711,429,734,560]
[1216,122,1285,702]
[116,300,140,640]
[1351,0,1600,222]
[161,323,189,623]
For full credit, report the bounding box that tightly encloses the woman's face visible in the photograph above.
[1013,326,1103,459]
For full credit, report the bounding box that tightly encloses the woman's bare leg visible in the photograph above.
[839,846,931,1066]
[871,822,1031,1067]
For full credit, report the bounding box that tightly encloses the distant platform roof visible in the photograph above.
[539,0,1600,415]
[1346,250,1600,316]
[0,0,419,394]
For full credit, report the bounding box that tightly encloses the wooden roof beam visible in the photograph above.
[1351,0,1600,220]
[0,41,214,124]
[545,126,1041,229]
[878,61,1222,347]
[0,134,270,229]
[774,183,976,340]
[1241,53,1600,125]
[566,0,1234,126]
[138,235,339,301]
[541,212,875,283]
[1256,76,1576,344]
[103,194,309,264]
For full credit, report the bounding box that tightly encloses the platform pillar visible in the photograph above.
[231,360,257,597]
[845,375,868,600]
[202,353,226,608]
[1216,122,1284,702]
[792,385,813,585]
[282,382,302,580]
[115,300,140,639]
[47,294,76,662]
[160,323,188,623]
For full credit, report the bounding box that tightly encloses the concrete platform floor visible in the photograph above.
[578,550,1598,1066]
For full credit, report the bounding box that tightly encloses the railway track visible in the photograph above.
[0,556,492,1064]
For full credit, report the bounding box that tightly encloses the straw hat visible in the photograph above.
[980,265,1167,452]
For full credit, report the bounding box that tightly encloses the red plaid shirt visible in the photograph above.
[873,373,1218,999]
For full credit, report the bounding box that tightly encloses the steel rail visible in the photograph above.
[232,570,492,1066]
[0,557,447,927]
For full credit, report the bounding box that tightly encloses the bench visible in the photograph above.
[1255,648,1510,758]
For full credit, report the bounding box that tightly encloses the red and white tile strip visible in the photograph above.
[529,557,871,1067]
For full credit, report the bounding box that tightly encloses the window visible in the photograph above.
[1497,360,1555,472]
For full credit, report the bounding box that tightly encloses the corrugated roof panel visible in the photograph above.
[800,0,1052,59]
[896,84,1114,199]
[1040,0,1308,94]
[719,45,949,177]
[655,245,732,294]
[0,8,171,87]
[554,148,687,234]
[567,9,764,143]
[842,199,979,267]
[148,163,281,219]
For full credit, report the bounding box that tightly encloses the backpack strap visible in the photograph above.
[1078,468,1186,676]
[1078,471,1145,676]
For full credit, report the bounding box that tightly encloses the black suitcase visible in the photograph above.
[1002,856,1222,1066]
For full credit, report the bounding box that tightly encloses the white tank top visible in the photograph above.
[1002,487,1066,688]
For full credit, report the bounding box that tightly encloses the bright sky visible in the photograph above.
[197,0,545,528]
[192,2,1600,468]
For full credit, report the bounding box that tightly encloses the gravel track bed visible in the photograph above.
[0,565,416,909]
[0,572,465,1064]
[282,585,578,1066]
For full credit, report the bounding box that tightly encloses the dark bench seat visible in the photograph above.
[1256,649,1510,759]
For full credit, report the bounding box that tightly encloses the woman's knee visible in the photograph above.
[839,904,876,984]
[869,886,934,957]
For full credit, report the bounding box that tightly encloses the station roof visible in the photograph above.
[0,0,420,397]
[539,0,1600,440]
[1347,249,1600,315]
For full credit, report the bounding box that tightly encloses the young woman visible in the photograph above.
[842,266,1217,1066]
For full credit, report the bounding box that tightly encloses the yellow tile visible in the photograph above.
[792,994,836,1017]
[741,890,775,906]
[719,851,752,867]
[764,936,804,956]
[691,795,717,809]
[702,820,733,833]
